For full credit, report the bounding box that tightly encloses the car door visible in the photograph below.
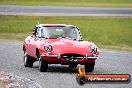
[30,26,41,58]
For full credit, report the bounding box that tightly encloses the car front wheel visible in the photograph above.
[23,52,34,67]
[85,62,95,72]
[39,54,48,72]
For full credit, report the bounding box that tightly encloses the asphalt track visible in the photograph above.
[0,5,132,16]
[0,40,132,88]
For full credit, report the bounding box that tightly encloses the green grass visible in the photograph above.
[0,0,132,8]
[0,15,132,51]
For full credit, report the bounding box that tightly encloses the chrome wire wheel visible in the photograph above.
[23,52,27,66]
[38,54,48,72]
[23,51,33,67]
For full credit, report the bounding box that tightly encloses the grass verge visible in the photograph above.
[0,0,132,8]
[0,15,132,51]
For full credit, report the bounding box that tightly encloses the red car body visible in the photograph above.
[23,24,99,72]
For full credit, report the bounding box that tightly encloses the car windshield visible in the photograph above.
[37,26,82,40]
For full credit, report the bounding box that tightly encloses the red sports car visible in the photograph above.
[23,24,99,72]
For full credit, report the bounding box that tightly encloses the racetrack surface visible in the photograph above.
[0,40,132,88]
[0,5,132,16]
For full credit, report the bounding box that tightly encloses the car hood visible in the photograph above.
[38,38,97,55]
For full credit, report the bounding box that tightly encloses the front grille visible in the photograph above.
[62,54,84,62]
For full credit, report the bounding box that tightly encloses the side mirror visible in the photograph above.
[32,32,35,35]
[34,37,38,41]
[31,32,37,38]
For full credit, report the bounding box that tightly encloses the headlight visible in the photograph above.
[44,45,53,52]
[90,46,97,54]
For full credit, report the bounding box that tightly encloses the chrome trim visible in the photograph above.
[63,55,97,59]
[41,53,98,59]
[41,53,61,59]
[58,53,61,59]
[84,57,97,59]
[86,54,88,60]
[63,56,84,59]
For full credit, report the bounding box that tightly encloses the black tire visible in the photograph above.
[69,64,77,68]
[23,52,34,67]
[39,54,48,72]
[85,62,95,72]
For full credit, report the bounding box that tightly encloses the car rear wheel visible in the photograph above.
[23,52,34,67]
[85,62,95,72]
[39,54,48,72]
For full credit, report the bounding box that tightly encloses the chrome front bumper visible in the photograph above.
[41,53,61,59]
[41,53,98,60]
